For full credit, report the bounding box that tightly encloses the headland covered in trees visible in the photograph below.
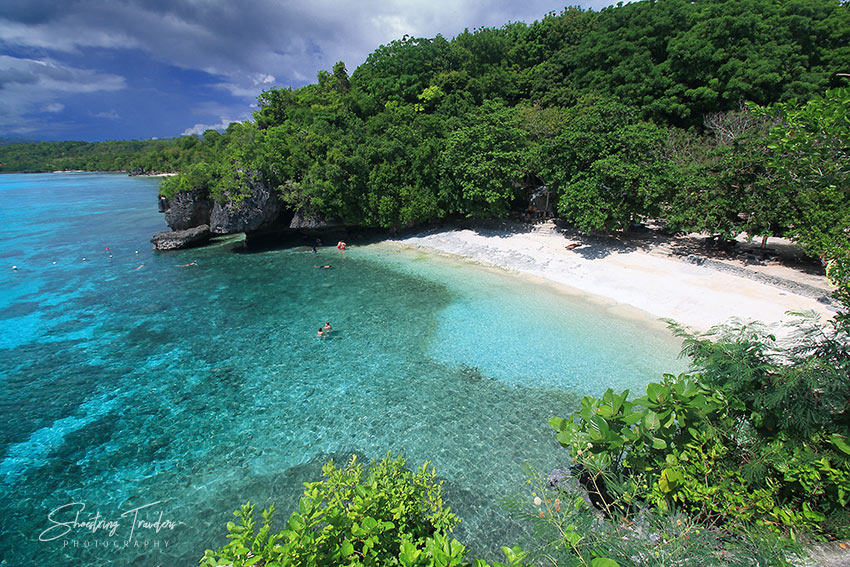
[141,0,849,317]
[154,0,848,245]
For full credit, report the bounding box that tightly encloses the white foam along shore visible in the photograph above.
[387,222,836,334]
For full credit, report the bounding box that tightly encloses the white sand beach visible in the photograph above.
[389,220,836,334]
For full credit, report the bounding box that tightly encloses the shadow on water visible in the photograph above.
[123,322,177,350]
[0,341,106,449]
[0,300,43,320]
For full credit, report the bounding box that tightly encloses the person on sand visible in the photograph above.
[178,261,198,267]
[317,328,325,338]
[323,322,332,333]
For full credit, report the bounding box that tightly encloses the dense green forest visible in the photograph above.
[0,135,220,174]
[151,0,848,266]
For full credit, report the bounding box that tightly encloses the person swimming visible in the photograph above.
[323,321,332,333]
[317,328,325,338]
[178,261,198,267]
[313,264,332,269]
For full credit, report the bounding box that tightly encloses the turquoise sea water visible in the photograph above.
[0,173,687,566]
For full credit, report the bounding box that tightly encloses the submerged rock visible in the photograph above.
[151,225,211,250]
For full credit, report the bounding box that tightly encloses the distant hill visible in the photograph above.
[0,137,40,146]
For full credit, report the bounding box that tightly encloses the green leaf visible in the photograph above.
[642,411,661,431]
[564,526,582,547]
[341,540,354,557]
[830,434,850,456]
[646,383,665,403]
[588,416,610,440]
[623,411,644,426]
[658,468,683,493]
[287,513,305,532]
[591,558,620,567]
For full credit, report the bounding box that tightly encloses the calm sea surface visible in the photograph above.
[0,173,687,565]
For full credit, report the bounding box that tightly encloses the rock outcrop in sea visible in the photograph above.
[151,225,211,250]
[152,173,347,250]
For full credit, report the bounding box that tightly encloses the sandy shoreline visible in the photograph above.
[388,220,836,334]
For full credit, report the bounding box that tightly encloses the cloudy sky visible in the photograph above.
[1,0,621,141]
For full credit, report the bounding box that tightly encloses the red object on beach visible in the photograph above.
[566,243,580,250]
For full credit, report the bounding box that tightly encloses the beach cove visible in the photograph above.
[0,173,835,565]
[390,220,835,334]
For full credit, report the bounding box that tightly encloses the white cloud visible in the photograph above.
[181,117,241,136]
[0,55,125,134]
[92,109,120,120]
[0,17,142,52]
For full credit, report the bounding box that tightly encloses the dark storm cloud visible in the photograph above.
[0,55,125,135]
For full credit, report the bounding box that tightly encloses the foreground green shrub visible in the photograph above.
[200,453,528,567]
[506,467,801,567]
[549,314,850,539]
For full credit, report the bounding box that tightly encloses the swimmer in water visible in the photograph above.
[317,328,325,338]
[323,321,332,333]
[178,261,198,267]
[135,263,145,270]
[313,264,332,269]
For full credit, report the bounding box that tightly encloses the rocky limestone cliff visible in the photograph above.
[153,174,349,250]
[209,176,292,234]
[162,190,213,231]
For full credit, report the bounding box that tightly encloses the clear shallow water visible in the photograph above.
[0,173,687,566]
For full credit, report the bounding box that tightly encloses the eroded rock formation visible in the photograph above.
[150,225,211,250]
[152,173,348,250]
